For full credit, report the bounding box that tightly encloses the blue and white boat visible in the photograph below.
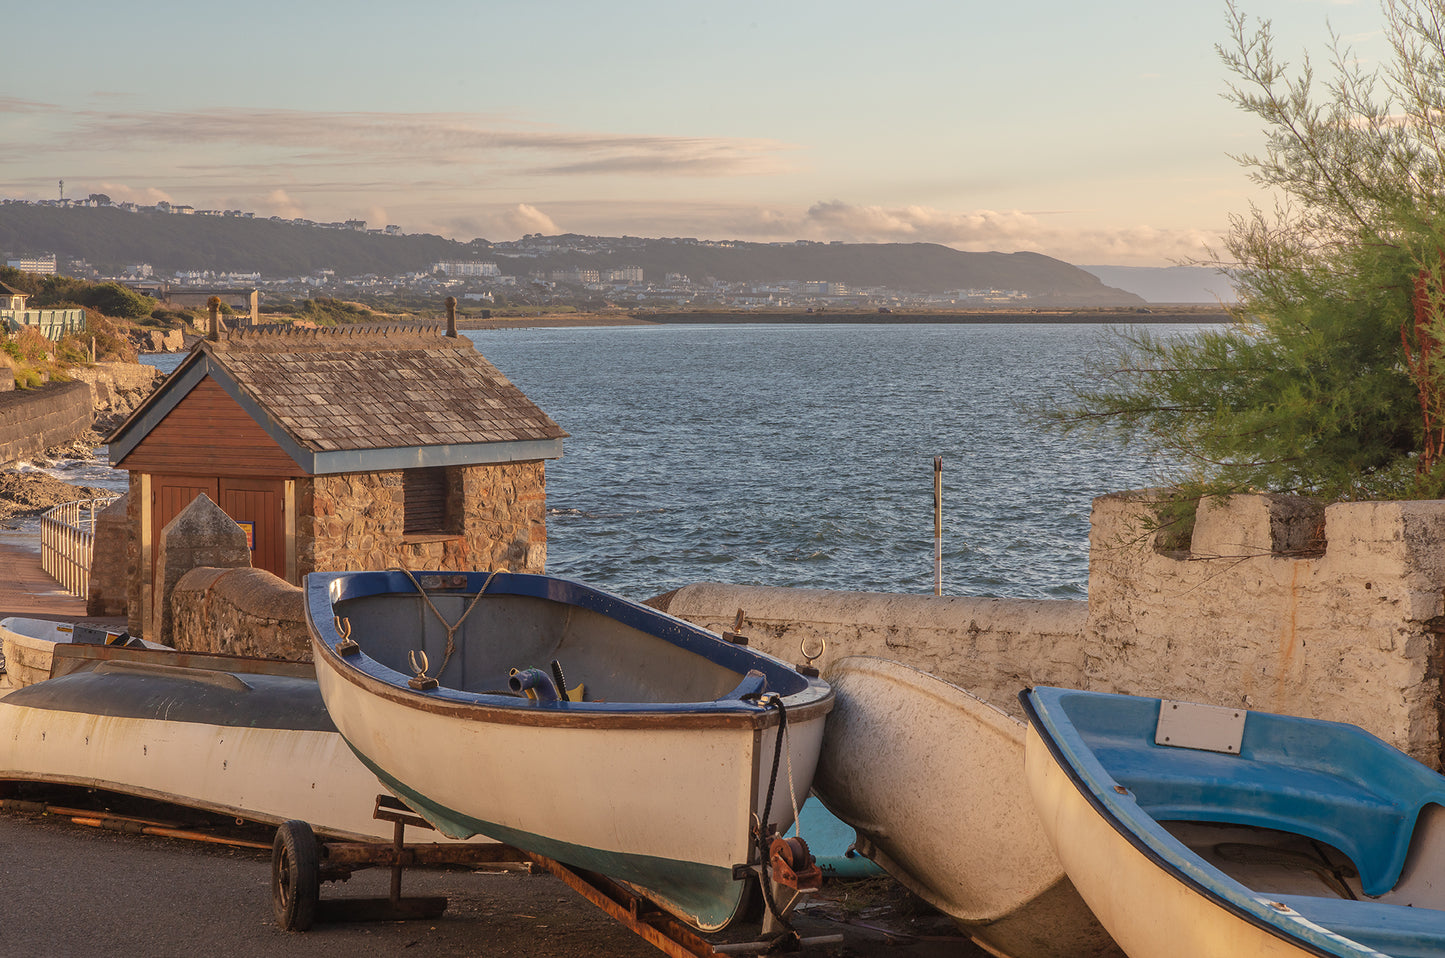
[1021,686,1445,958]
[306,570,833,932]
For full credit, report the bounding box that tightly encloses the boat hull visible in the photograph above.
[308,570,831,932]
[813,657,1119,958]
[1022,686,1445,958]
[1024,723,1308,958]
[0,650,414,841]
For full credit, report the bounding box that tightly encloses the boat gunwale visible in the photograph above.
[1020,686,1350,958]
[307,571,833,731]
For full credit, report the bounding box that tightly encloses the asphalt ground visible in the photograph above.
[0,784,981,958]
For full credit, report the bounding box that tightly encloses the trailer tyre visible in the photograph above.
[273,819,320,932]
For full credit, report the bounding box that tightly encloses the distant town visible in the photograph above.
[1,195,1048,311]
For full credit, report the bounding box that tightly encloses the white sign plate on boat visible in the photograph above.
[1154,700,1246,754]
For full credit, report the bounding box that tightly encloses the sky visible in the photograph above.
[0,0,1393,267]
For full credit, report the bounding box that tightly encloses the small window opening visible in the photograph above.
[404,467,451,535]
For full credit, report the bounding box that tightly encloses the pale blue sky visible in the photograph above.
[1,0,1385,265]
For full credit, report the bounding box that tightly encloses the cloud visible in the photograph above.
[500,204,558,236]
[262,189,305,219]
[93,183,174,206]
[49,107,793,180]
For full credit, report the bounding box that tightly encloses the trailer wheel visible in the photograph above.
[272,819,320,932]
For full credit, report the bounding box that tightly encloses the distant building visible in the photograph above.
[433,261,501,278]
[7,254,57,275]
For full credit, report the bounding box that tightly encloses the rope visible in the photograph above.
[755,695,794,933]
[396,567,502,679]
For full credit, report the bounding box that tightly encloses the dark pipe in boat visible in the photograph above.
[508,667,561,702]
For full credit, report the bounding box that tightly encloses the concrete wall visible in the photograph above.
[170,566,309,661]
[651,585,1087,720]
[299,461,548,576]
[0,380,92,467]
[656,492,1445,769]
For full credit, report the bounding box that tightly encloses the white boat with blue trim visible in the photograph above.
[1022,685,1445,958]
[306,570,833,933]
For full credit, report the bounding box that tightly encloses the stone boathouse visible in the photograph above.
[105,324,567,638]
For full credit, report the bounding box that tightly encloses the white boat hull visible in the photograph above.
[308,569,834,932]
[814,657,1119,958]
[1025,723,1330,958]
[317,655,824,929]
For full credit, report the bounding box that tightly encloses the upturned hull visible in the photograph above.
[814,657,1119,958]
[0,655,403,841]
[308,570,832,932]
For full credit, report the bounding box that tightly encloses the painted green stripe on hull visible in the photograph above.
[349,744,746,931]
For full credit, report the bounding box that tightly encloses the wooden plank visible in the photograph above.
[118,379,302,478]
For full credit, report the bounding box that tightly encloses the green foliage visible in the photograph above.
[78,282,156,319]
[296,297,376,324]
[1053,0,1445,502]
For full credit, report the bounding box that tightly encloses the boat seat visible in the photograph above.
[1272,894,1445,956]
[1100,742,1428,896]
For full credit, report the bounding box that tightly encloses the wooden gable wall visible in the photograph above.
[116,378,303,478]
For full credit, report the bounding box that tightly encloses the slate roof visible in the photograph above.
[108,324,567,474]
[207,325,566,452]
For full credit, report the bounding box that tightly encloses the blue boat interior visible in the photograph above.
[1031,686,1445,954]
[312,571,811,707]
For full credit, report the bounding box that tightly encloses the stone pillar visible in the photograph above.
[152,494,250,646]
[86,493,131,617]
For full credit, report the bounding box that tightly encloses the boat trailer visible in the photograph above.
[270,794,842,958]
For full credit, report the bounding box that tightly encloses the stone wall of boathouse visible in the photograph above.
[170,566,309,660]
[655,492,1445,770]
[298,461,549,576]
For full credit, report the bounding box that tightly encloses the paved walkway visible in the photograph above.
[0,539,86,620]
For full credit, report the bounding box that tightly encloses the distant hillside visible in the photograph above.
[0,203,1143,306]
[1080,265,1237,305]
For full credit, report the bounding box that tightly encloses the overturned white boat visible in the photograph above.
[813,657,1120,958]
[306,570,834,932]
[0,642,405,841]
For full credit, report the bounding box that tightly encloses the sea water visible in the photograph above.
[464,323,1182,601]
[6,323,1189,602]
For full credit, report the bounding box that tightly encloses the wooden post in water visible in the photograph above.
[933,456,943,595]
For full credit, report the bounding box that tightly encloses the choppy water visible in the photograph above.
[466,323,1179,601]
[5,324,1186,600]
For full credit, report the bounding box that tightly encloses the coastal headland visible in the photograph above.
[458,305,1231,329]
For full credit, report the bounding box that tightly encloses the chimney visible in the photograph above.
[446,296,458,337]
[207,296,221,342]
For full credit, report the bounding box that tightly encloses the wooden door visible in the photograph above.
[152,476,220,550]
[220,478,286,578]
[150,474,288,581]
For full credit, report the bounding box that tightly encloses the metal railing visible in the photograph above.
[41,495,121,598]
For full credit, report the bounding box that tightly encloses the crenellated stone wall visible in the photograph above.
[1084,492,1445,768]
[656,492,1445,769]
[170,566,309,660]
[298,461,548,576]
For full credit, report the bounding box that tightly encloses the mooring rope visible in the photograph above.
[395,567,502,679]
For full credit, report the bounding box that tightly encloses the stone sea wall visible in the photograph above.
[0,381,92,467]
[170,566,309,661]
[657,492,1445,769]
